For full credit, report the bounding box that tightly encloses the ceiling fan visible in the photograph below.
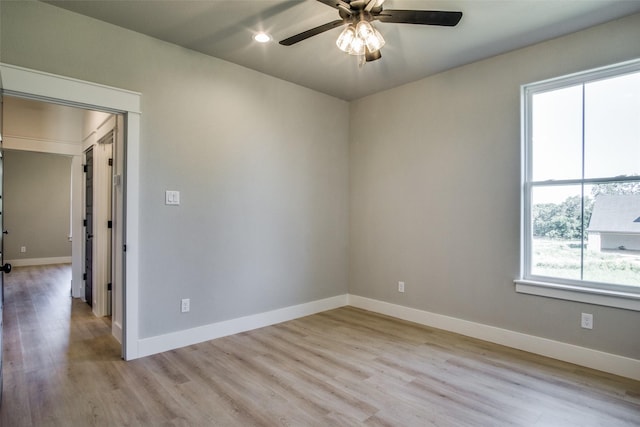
[279,0,463,63]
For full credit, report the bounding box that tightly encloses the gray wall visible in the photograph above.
[4,150,72,260]
[349,13,640,359]
[0,1,349,339]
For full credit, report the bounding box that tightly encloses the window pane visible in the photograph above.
[584,71,640,179]
[530,185,584,279]
[531,86,583,181]
[584,182,640,287]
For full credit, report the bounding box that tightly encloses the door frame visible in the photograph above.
[0,63,141,360]
[84,145,94,308]
[82,119,117,321]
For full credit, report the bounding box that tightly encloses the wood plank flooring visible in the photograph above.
[1,264,639,426]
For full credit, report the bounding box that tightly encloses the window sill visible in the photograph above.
[514,280,640,311]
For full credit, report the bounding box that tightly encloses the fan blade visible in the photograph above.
[279,20,345,46]
[316,0,351,12]
[376,10,462,26]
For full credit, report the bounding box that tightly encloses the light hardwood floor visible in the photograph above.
[1,264,639,426]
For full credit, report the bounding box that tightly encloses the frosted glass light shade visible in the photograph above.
[366,28,385,51]
[355,21,385,52]
[349,36,366,55]
[336,26,356,52]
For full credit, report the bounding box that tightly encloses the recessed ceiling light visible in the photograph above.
[253,32,271,43]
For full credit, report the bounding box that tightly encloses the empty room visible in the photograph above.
[0,0,639,425]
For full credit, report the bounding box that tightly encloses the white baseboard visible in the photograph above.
[134,291,639,381]
[348,294,640,381]
[113,321,123,345]
[6,256,72,267]
[137,294,349,358]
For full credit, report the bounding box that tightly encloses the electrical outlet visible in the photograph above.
[398,281,405,293]
[581,312,593,330]
[181,298,190,313]
[20,246,27,253]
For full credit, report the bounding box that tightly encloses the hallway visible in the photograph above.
[1,264,121,425]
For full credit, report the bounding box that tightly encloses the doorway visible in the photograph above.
[0,61,141,360]
[2,96,121,346]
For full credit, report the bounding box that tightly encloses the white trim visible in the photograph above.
[82,114,116,146]
[124,112,141,359]
[112,116,126,348]
[137,292,640,380]
[137,295,349,358]
[6,256,72,267]
[0,62,141,360]
[0,63,140,113]
[71,156,84,298]
[348,294,640,381]
[524,58,640,93]
[515,280,640,311]
[112,321,123,345]
[3,134,82,156]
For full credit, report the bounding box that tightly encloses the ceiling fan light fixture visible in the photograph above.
[365,27,385,52]
[336,25,356,52]
[365,47,382,62]
[348,35,366,56]
[355,20,374,38]
[355,20,385,52]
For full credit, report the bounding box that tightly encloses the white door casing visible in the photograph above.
[0,63,141,360]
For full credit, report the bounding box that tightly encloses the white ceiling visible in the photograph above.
[43,0,640,100]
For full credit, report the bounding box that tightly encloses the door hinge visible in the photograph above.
[107,283,112,291]
[83,219,87,227]
[108,158,113,166]
[83,164,88,173]
[83,273,87,281]
[123,244,127,252]
[107,220,113,229]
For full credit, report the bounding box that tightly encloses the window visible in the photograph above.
[518,60,640,309]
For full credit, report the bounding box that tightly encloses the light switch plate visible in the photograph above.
[581,312,593,329]
[165,190,180,205]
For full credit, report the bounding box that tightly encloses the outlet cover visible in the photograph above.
[581,313,593,329]
[181,298,190,313]
[398,281,405,293]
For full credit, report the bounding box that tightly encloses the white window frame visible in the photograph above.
[515,58,640,311]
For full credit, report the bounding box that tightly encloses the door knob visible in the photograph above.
[2,230,8,235]
[0,263,11,274]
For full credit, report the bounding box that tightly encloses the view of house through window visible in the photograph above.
[524,64,640,290]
